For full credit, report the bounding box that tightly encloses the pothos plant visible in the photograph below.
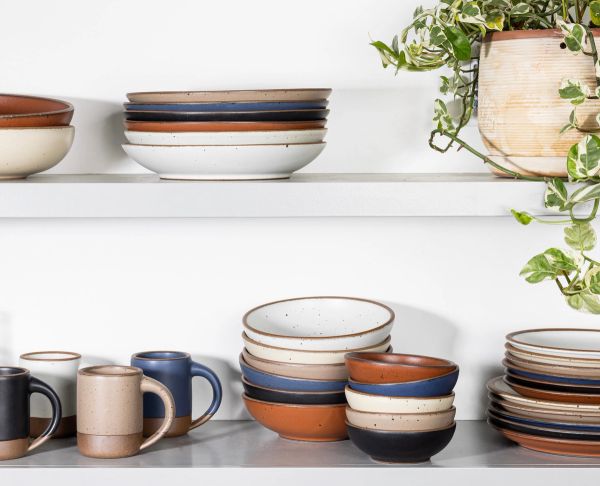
[373,0,600,313]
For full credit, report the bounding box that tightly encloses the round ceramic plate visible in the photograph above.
[491,397,600,423]
[505,371,600,395]
[122,142,325,181]
[497,427,600,457]
[503,358,600,384]
[505,352,600,378]
[124,129,327,146]
[124,101,328,112]
[504,375,600,405]
[127,89,332,103]
[124,120,327,132]
[505,343,600,368]
[507,329,600,359]
[124,109,329,122]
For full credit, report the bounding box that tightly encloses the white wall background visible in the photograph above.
[0,0,593,421]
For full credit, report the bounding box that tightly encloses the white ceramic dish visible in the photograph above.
[507,329,600,359]
[505,353,600,378]
[345,406,456,431]
[505,343,600,368]
[122,142,325,180]
[243,296,395,351]
[124,129,327,146]
[0,126,74,179]
[127,89,332,103]
[344,387,455,414]
[242,332,391,365]
[490,398,600,424]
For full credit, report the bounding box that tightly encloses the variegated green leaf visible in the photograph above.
[567,135,600,180]
[580,290,600,313]
[510,3,530,15]
[561,109,578,133]
[585,267,600,294]
[433,99,455,131]
[558,22,586,53]
[511,209,533,225]
[485,12,505,31]
[569,182,600,204]
[520,248,578,283]
[430,25,447,47]
[565,223,597,251]
[544,178,569,211]
[591,1,600,26]
[559,79,590,105]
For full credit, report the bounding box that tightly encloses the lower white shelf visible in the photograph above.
[1,421,599,485]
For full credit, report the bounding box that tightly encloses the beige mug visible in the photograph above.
[77,365,175,459]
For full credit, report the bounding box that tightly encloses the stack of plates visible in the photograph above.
[487,328,600,457]
[239,296,395,442]
[122,89,330,180]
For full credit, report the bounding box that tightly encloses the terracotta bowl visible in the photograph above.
[345,352,457,384]
[0,94,73,127]
[242,394,348,441]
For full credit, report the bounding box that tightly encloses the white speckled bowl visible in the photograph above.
[344,387,455,414]
[345,406,456,431]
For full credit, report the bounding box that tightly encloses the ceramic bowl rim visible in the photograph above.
[124,128,328,137]
[122,142,326,149]
[242,296,395,341]
[503,356,600,378]
[505,368,600,390]
[505,342,600,363]
[124,100,330,107]
[345,385,455,401]
[241,376,346,396]
[131,350,190,361]
[242,332,391,354]
[0,125,75,132]
[20,351,81,362]
[239,353,347,383]
[345,420,456,434]
[503,374,599,398]
[123,108,329,115]
[0,94,73,118]
[345,352,456,369]
[242,393,346,409]
[347,367,459,387]
[127,88,333,98]
[345,405,457,418]
[504,352,600,373]
[506,328,600,354]
[241,347,345,370]
[498,426,600,446]
[488,401,600,428]
[488,408,600,436]
[79,365,142,377]
[490,394,600,416]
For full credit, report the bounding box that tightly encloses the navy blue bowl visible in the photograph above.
[242,377,346,405]
[124,109,329,122]
[238,354,346,392]
[348,368,459,397]
[124,101,328,112]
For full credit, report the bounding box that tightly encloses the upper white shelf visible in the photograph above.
[0,173,549,218]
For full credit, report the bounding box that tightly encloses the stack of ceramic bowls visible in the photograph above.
[487,328,600,457]
[344,353,459,463]
[122,89,330,180]
[0,94,74,179]
[239,296,395,442]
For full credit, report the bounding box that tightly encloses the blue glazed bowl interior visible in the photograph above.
[348,368,459,397]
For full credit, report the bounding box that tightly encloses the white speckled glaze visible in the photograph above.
[507,329,600,359]
[344,387,455,413]
[345,406,456,431]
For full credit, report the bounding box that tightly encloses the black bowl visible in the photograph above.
[346,422,456,463]
[242,377,346,405]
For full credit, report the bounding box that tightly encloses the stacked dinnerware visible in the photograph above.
[0,94,74,179]
[344,353,459,463]
[487,328,600,457]
[122,89,330,180]
[239,296,395,442]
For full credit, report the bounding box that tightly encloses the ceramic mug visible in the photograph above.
[77,365,175,459]
[19,351,81,438]
[0,367,62,460]
[131,351,222,437]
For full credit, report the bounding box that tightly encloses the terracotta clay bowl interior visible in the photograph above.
[345,352,457,384]
[0,94,73,127]
[345,406,456,431]
[242,394,348,442]
[497,428,600,457]
[242,377,346,405]
[126,88,332,103]
[124,120,328,132]
[503,376,600,405]
[346,422,456,463]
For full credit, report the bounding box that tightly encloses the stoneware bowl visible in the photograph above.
[505,343,600,368]
[242,377,346,405]
[346,422,456,463]
[345,386,455,414]
[122,142,326,181]
[505,352,600,378]
[507,328,600,359]
[345,352,457,384]
[124,120,327,132]
[347,368,459,398]
[242,332,391,365]
[0,94,73,127]
[124,100,328,112]
[503,358,600,385]
[243,296,395,351]
[242,394,347,441]
[239,354,346,392]
[126,88,332,103]
[345,406,456,431]
[241,348,348,381]
[0,126,75,179]
[123,109,329,122]
[124,129,327,146]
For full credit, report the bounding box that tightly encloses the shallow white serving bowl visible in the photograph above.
[122,142,325,180]
[124,129,327,146]
[345,406,456,431]
[345,387,455,414]
[242,332,391,365]
[507,329,600,359]
[243,296,395,351]
[0,126,74,179]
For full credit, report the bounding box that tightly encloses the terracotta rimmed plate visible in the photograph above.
[490,395,600,423]
[127,89,332,103]
[504,375,600,404]
[504,358,600,385]
[124,120,327,132]
[0,94,73,127]
[505,352,600,378]
[507,328,600,359]
[505,343,600,367]
[505,370,600,395]
[124,109,329,122]
[496,427,600,457]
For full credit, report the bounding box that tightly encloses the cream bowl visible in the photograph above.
[242,332,391,365]
[0,126,74,179]
[243,296,395,351]
[345,406,456,431]
[507,329,600,359]
[344,386,455,414]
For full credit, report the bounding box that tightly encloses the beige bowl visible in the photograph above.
[0,126,74,179]
[345,406,456,431]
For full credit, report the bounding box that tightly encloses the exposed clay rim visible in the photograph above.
[20,351,81,362]
[498,426,600,445]
[346,405,456,418]
[79,365,141,377]
[505,369,600,390]
[241,348,345,368]
[346,420,456,434]
[131,350,190,361]
[504,353,600,372]
[243,296,395,341]
[0,126,74,132]
[0,94,73,119]
[239,353,347,383]
[348,367,459,387]
[241,376,345,395]
[242,393,346,409]
[124,100,329,107]
[345,385,455,401]
[488,409,600,436]
[505,342,600,363]
[124,108,329,116]
[506,328,600,354]
[122,142,326,149]
[127,88,332,98]
[484,28,600,42]
[242,332,391,354]
[345,352,456,369]
[0,366,29,378]
[503,375,596,398]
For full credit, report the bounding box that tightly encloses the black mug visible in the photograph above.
[0,367,62,460]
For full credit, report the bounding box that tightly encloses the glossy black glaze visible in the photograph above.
[347,422,456,463]
[124,109,329,122]
[242,378,346,405]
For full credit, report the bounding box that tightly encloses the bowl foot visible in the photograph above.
[279,434,348,442]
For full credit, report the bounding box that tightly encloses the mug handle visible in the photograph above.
[189,362,222,431]
[139,376,175,451]
[27,377,62,453]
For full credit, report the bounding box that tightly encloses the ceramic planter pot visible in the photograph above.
[478,30,600,177]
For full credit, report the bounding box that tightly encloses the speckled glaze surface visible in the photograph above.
[345,386,455,414]
[345,406,456,431]
[126,89,332,103]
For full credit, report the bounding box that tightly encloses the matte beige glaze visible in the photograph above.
[0,438,29,461]
[127,89,332,103]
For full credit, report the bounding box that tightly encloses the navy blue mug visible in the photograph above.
[131,351,222,437]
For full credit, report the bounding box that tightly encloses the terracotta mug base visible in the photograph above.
[144,415,191,438]
[0,437,29,460]
[77,432,143,459]
[30,415,76,439]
